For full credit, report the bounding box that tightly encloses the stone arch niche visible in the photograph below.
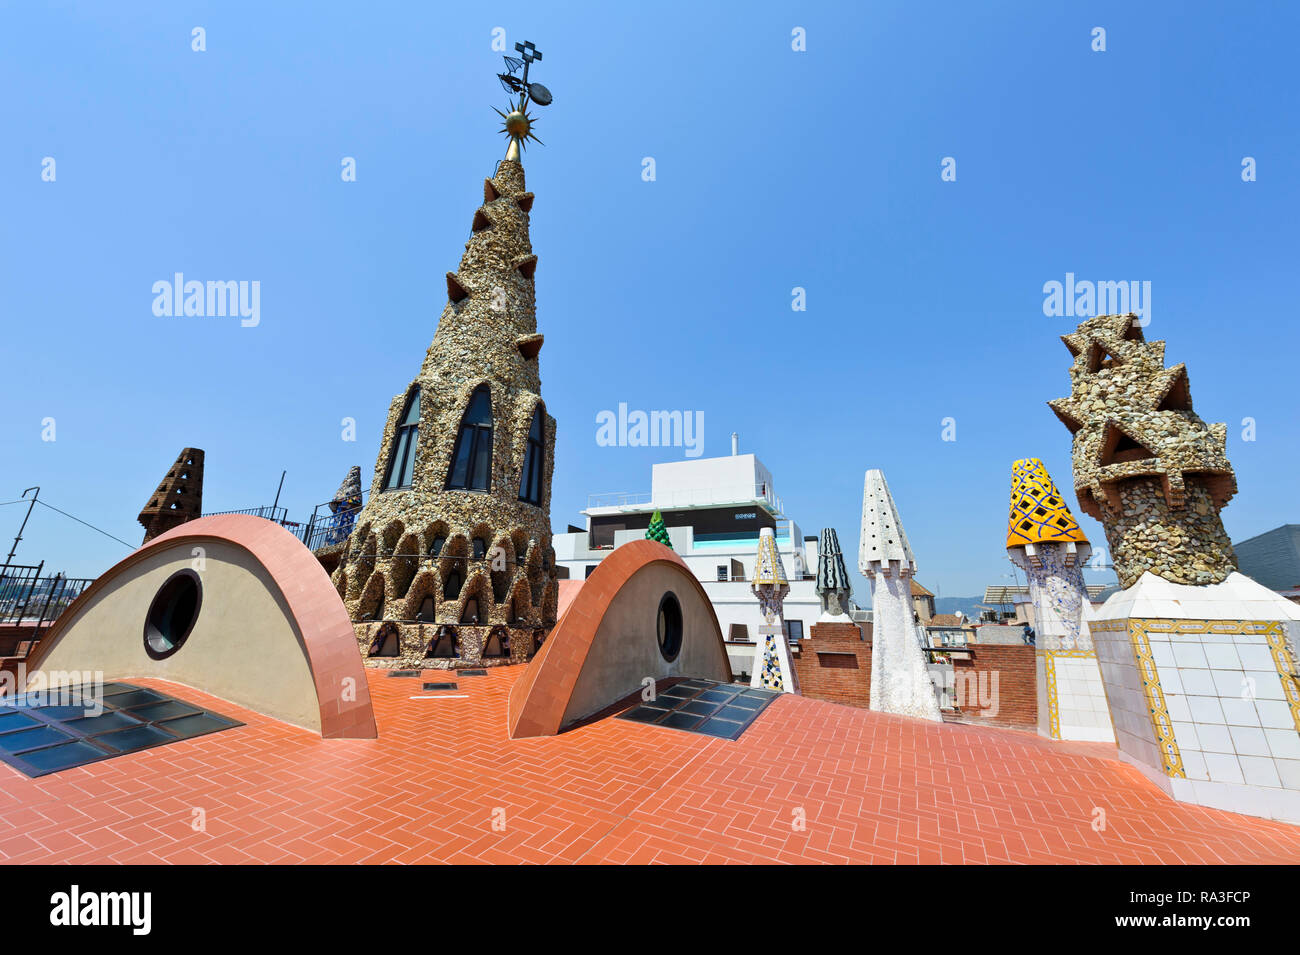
[369,621,402,657]
[357,572,386,621]
[490,533,515,603]
[347,532,377,601]
[506,576,532,626]
[483,625,511,659]
[423,519,451,558]
[380,521,405,557]
[403,569,442,622]
[389,532,421,599]
[458,573,493,625]
[540,579,559,626]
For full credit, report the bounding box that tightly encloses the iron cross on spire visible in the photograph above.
[515,40,541,86]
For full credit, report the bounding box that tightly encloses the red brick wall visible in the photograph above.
[947,644,1036,731]
[794,622,872,709]
[794,627,1037,730]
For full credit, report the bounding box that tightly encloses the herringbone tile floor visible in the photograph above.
[1,667,1297,864]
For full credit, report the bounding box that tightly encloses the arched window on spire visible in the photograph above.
[518,406,545,505]
[382,388,420,491]
[446,385,493,491]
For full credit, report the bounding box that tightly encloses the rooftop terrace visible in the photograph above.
[1,666,1296,864]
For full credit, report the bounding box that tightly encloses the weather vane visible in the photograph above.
[495,40,552,158]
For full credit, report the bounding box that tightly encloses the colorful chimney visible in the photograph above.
[1005,458,1114,743]
[750,527,797,693]
[815,527,853,621]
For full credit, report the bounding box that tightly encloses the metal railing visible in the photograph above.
[587,483,784,515]
[296,495,366,552]
[0,564,42,624]
[204,492,368,552]
[0,565,94,635]
[205,505,290,523]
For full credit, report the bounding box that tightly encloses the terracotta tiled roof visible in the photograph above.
[927,614,966,628]
[910,580,933,597]
[2,667,1298,864]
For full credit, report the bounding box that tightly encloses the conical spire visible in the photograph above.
[815,527,851,592]
[331,466,362,513]
[752,526,789,587]
[138,448,204,544]
[816,527,853,620]
[858,469,915,575]
[334,82,560,664]
[1006,458,1088,549]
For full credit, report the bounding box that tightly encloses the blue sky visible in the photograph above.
[1,1,1297,604]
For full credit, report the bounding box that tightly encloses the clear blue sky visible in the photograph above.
[2,1,1297,604]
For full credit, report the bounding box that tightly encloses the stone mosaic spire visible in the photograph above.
[333,119,558,668]
[750,527,797,693]
[1048,314,1237,588]
[138,448,203,544]
[859,469,940,721]
[815,527,852,620]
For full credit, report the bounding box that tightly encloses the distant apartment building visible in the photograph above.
[553,446,859,678]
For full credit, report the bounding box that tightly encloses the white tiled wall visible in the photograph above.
[1149,625,1299,796]
[1100,619,1300,822]
[1053,655,1114,742]
[1092,625,1163,772]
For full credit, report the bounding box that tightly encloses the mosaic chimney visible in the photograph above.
[1048,314,1237,589]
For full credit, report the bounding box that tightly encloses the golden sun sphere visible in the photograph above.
[504,110,531,137]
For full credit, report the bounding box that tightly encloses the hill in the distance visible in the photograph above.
[933,596,985,620]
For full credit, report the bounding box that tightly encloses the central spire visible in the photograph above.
[332,40,560,670]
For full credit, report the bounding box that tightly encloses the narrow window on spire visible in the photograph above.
[382,388,420,491]
[518,406,545,505]
[447,385,493,491]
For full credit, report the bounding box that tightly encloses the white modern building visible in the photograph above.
[553,440,862,678]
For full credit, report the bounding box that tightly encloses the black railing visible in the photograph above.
[296,497,365,551]
[0,565,94,632]
[203,492,367,552]
[205,505,290,523]
[0,564,42,624]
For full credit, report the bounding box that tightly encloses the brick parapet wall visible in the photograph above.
[794,622,872,709]
[947,643,1037,731]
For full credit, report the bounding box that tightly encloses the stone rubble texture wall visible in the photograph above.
[138,448,204,544]
[1048,314,1237,589]
[332,158,558,667]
